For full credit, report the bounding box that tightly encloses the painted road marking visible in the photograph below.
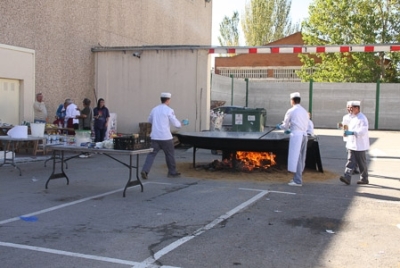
[268,190,297,195]
[0,182,170,225]
[0,188,124,225]
[136,190,270,267]
[0,241,140,266]
[1,183,267,268]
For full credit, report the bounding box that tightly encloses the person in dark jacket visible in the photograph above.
[93,98,110,142]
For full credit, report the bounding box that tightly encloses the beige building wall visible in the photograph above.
[0,44,35,123]
[94,48,211,133]
[0,0,212,122]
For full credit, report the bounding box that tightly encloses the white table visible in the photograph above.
[0,135,46,176]
[45,144,153,197]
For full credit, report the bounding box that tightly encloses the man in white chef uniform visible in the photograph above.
[339,101,370,185]
[339,101,359,174]
[276,92,309,186]
[141,92,183,180]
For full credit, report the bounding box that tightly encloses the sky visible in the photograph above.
[212,0,313,46]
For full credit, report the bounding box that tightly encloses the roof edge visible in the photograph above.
[91,45,211,52]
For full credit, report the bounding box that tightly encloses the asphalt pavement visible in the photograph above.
[0,129,399,268]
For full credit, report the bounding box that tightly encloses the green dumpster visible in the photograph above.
[231,108,266,132]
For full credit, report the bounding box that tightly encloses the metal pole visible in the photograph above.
[375,79,380,130]
[309,79,313,114]
[230,74,234,105]
[245,78,249,107]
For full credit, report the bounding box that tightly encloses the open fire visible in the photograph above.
[208,151,277,172]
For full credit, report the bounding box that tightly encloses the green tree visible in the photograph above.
[241,0,296,46]
[218,11,240,47]
[298,0,400,82]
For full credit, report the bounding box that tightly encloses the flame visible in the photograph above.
[235,151,276,171]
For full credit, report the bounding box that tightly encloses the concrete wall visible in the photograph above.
[94,48,211,133]
[211,74,400,130]
[0,0,212,122]
[0,44,35,123]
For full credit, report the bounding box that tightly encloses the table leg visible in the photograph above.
[192,146,197,168]
[45,150,70,189]
[123,154,143,197]
[44,150,69,169]
[0,141,22,176]
[102,153,144,197]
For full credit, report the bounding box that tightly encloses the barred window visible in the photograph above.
[218,68,268,79]
[216,67,308,82]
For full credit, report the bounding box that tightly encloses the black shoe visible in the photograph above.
[167,172,181,178]
[339,176,350,185]
[141,171,148,180]
[353,170,360,174]
[356,180,369,184]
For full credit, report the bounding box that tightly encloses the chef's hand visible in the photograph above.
[344,130,354,136]
[275,124,281,130]
[284,130,291,134]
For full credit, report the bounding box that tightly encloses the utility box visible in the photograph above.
[231,108,266,132]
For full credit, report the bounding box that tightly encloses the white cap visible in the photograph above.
[346,101,353,107]
[290,92,301,99]
[351,100,361,106]
[160,92,171,98]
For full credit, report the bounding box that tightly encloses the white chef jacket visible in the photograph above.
[280,104,309,172]
[307,120,314,135]
[280,104,309,134]
[65,103,80,125]
[148,104,181,140]
[341,113,353,142]
[346,112,370,151]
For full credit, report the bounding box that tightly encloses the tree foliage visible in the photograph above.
[241,0,296,46]
[218,11,240,47]
[298,0,400,82]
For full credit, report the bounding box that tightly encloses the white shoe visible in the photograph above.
[79,154,88,158]
[288,181,302,187]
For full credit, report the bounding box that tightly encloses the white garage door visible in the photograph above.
[0,78,20,125]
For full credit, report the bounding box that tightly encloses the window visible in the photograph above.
[216,67,309,82]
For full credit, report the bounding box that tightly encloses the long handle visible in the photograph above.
[258,127,275,139]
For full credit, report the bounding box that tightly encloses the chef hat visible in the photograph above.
[160,92,172,98]
[290,92,301,99]
[351,100,361,107]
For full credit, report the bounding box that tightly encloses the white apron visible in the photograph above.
[288,132,303,173]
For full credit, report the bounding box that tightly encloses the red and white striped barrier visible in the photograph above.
[209,45,400,54]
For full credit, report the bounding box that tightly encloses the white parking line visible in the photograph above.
[0,241,140,266]
[135,190,269,268]
[0,182,171,225]
[239,187,267,191]
[0,188,125,225]
[1,183,267,268]
[268,190,297,195]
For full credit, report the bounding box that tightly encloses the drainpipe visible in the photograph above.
[245,78,249,107]
[375,79,380,130]
[230,74,234,105]
[309,79,313,114]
